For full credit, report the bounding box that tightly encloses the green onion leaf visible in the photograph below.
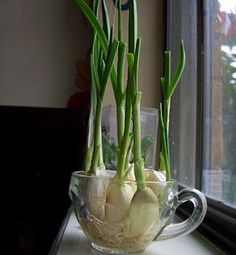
[168,40,186,98]
[101,0,110,39]
[164,51,171,90]
[128,0,138,53]
[133,38,141,92]
[101,39,119,99]
[117,41,127,99]
[118,0,123,41]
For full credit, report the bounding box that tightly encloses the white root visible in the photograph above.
[78,170,166,249]
[84,170,115,220]
[80,215,159,250]
[86,178,108,220]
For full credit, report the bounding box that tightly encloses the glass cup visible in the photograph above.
[102,106,158,170]
[69,170,207,254]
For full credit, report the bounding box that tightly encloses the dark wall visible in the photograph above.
[0,106,88,255]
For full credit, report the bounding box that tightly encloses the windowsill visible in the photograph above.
[51,208,223,255]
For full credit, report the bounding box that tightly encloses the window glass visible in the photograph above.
[168,0,236,208]
[167,0,198,187]
[202,0,236,208]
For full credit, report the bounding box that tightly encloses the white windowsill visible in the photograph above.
[55,211,223,255]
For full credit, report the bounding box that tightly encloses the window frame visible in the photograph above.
[166,0,236,254]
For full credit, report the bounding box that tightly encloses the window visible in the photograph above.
[167,0,198,188]
[202,0,236,208]
[167,0,236,253]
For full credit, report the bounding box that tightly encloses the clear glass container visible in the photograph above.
[102,105,158,170]
[69,170,207,254]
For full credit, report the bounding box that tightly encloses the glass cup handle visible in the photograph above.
[156,188,207,240]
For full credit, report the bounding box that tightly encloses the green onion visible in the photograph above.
[74,0,186,245]
[159,41,186,180]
